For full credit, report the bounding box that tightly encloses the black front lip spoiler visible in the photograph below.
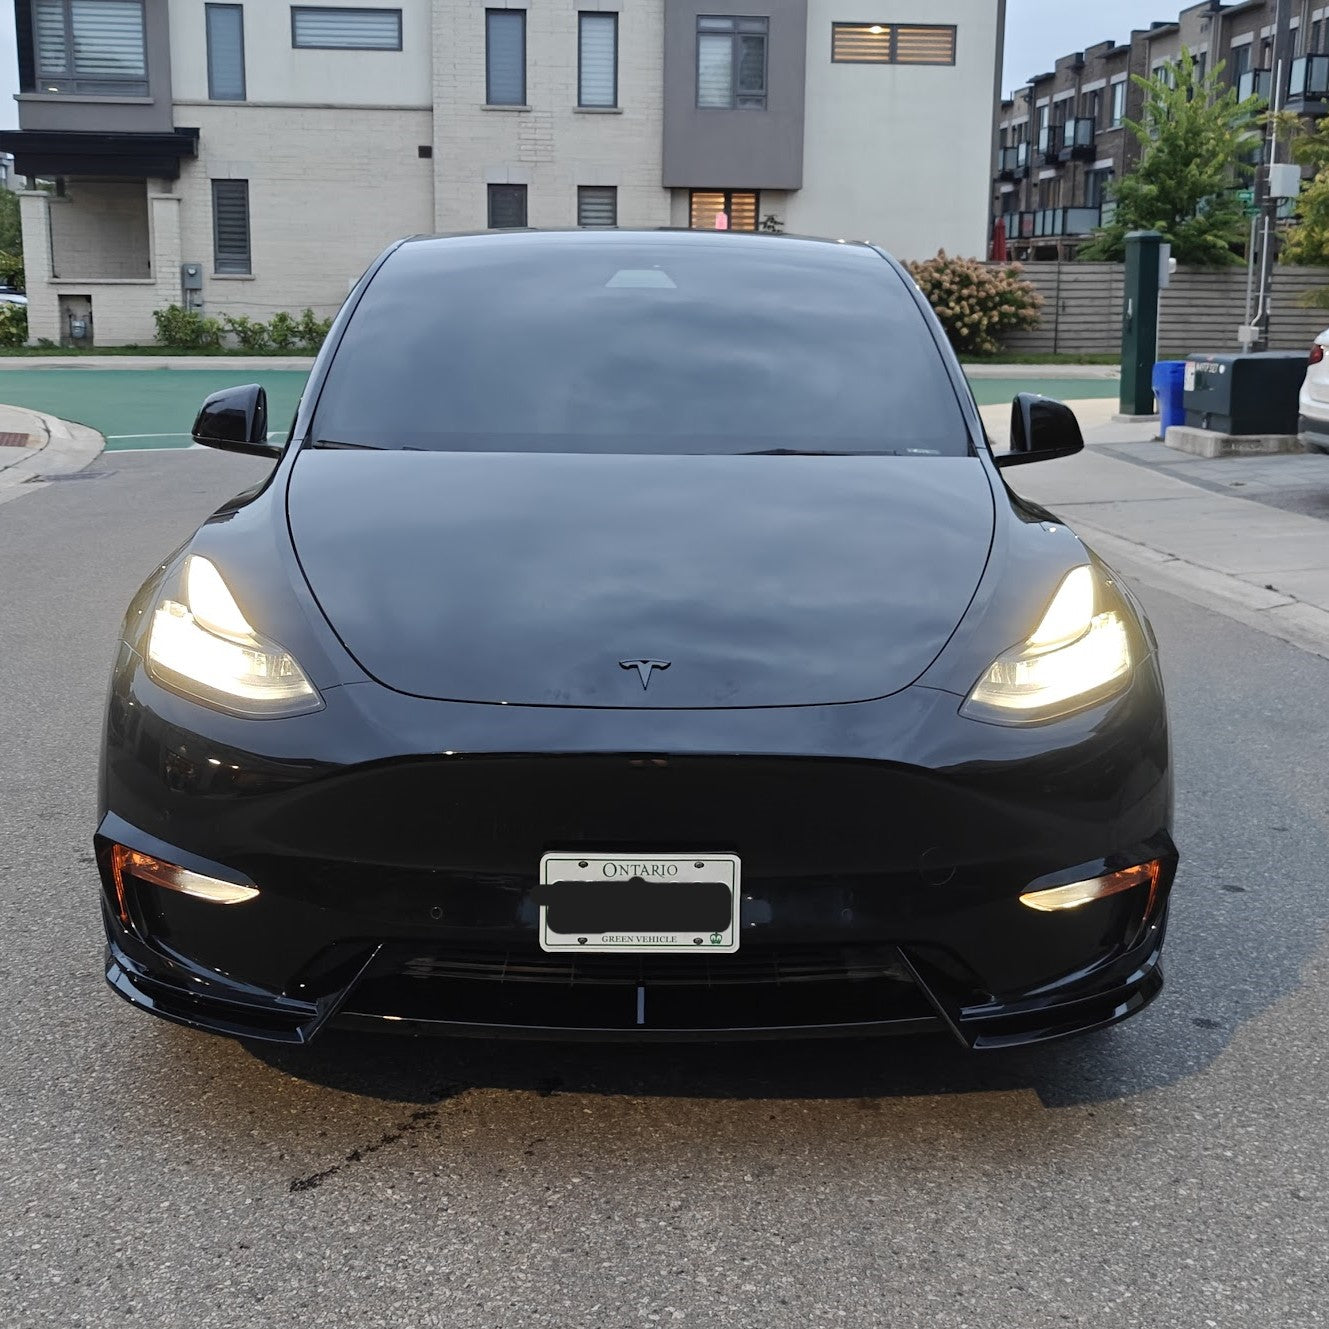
[103,913,1167,1050]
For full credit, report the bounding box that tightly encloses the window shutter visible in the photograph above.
[696,34,732,107]
[70,0,146,77]
[486,10,525,105]
[206,5,246,100]
[488,184,527,229]
[832,25,892,62]
[578,186,617,228]
[212,179,251,274]
[34,0,69,76]
[893,25,956,65]
[579,13,616,108]
[727,192,758,231]
[291,8,402,49]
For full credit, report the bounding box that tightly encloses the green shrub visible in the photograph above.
[905,251,1043,357]
[152,304,223,350]
[296,307,334,353]
[222,313,271,352]
[266,311,300,352]
[0,302,27,348]
[0,251,23,290]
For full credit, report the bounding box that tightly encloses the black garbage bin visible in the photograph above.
[1183,352,1305,435]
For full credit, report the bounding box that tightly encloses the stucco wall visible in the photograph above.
[169,0,433,107]
[786,0,1005,258]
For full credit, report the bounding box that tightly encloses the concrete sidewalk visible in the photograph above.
[0,404,105,508]
[985,399,1329,662]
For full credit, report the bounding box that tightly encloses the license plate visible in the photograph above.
[536,853,741,954]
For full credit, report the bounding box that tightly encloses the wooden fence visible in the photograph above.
[996,262,1329,357]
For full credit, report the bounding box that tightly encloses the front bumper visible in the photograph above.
[96,647,1176,1048]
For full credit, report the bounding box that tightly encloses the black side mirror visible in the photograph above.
[192,384,280,458]
[996,393,1085,469]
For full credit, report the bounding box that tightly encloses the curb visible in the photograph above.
[1078,521,1329,664]
[0,407,106,508]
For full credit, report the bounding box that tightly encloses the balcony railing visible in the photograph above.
[1288,54,1329,111]
[1237,69,1272,102]
[1036,124,1061,164]
[996,142,1030,179]
[1012,207,1103,241]
[1058,118,1097,162]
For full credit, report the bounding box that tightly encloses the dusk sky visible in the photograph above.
[1004,0,1175,97]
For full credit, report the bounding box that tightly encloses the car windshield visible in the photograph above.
[310,236,973,457]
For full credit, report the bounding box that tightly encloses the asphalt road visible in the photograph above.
[3,450,1328,1329]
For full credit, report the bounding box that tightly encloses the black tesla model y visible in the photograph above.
[95,230,1176,1049]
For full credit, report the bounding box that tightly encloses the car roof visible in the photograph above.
[390,228,896,271]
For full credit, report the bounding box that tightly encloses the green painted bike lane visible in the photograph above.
[0,368,1121,452]
[0,369,310,451]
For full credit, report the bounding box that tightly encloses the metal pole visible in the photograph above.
[1253,0,1293,351]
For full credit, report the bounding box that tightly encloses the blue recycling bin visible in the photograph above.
[1152,360,1188,433]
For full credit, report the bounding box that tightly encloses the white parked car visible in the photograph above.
[0,286,26,307]
[1299,328,1329,454]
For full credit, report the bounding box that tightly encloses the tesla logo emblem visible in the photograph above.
[620,659,672,690]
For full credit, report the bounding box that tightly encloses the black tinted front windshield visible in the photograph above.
[312,235,972,456]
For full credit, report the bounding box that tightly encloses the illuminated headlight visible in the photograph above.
[147,555,320,717]
[962,566,1132,724]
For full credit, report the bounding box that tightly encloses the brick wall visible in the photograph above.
[177,104,437,325]
[430,0,671,232]
[48,182,151,279]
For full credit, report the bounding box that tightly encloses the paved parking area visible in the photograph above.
[1,447,1328,1328]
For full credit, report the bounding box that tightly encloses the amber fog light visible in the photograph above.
[1020,860,1162,914]
[111,845,259,906]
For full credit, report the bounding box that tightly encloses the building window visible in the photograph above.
[290,7,402,50]
[31,0,148,96]
[488,183,527,229]
[1231,43,1252,79]
[486,9,526,105]
[578,12,617,107]
[689,190,759,231]
[578,186,617,228]
[1085,167,1113,209]
[831,23,957,66]
[205,4,245,100]
[1110,79,1126,126]
[1083,88,1100,125]
[696,16,767,110]
[212,179,251,275]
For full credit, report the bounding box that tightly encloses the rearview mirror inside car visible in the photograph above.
[996,393,1085,469]
[192,384,280,459]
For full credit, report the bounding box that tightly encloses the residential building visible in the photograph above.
[0,151,15,189]
[994,0,1329,261]
[1,0,1006,345]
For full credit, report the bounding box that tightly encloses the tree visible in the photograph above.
[0,189,22,290]
[1080,49,1264,266]
[1274,112,1329,266]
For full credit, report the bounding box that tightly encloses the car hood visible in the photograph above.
[287,450,995,708]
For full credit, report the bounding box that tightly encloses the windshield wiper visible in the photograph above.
[309,438,386,450]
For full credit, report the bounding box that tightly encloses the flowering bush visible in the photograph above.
[905,251,1042,357]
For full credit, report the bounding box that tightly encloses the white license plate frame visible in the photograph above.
[537,853,741,954]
